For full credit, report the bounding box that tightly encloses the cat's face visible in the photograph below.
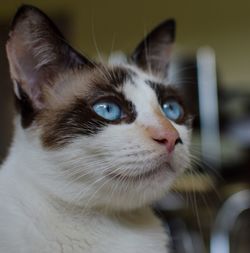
[6,5,191,210]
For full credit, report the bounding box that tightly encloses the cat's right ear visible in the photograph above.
[6,5,93,111]
[131,19,176,79]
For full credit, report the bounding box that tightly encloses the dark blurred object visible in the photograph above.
[210,190,250,253]
[0,22,14,162]
[219,87,250,182]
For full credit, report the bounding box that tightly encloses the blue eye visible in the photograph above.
[162,100,183,122]
[93,102,122,121]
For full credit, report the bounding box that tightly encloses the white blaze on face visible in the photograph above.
[123,77,161,127]
[121,72,187,153]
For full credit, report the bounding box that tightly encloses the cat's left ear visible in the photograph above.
[131,19,175,79]
[6,5,93,110]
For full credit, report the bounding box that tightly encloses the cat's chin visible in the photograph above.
[106,162,173,183]
[92,164,181,211]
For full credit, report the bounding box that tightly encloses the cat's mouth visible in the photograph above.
[106,162,173,182]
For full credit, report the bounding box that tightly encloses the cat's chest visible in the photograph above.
[58,221,167,253]
[0,189,168,253]
[37,210,169,253]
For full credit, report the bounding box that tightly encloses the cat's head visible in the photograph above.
[6,5,192,210]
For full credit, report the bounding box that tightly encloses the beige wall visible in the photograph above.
[1,0,250,88]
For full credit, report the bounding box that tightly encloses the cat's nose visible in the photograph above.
[149,127,182,153]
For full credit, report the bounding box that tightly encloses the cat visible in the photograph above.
[0,5,191,253]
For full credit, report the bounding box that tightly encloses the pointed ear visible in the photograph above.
[131,19,175,78]
[6,5,93,110]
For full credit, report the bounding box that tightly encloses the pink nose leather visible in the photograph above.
[146,121,180,153]
[153,132,179,153]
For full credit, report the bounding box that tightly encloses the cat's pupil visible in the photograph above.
[107,105,111,112]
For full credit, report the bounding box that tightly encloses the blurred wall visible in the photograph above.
[1,0,250,88]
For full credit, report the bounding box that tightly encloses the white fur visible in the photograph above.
[0,64,191,253]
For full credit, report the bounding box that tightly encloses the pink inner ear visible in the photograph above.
[6,35,45,109]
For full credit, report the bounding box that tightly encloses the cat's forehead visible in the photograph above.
[47,63,163,109]
[76,63,162,93]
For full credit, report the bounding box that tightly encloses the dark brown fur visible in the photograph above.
[38,66,137,149]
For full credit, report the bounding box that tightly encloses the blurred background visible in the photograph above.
[0,1,250,252]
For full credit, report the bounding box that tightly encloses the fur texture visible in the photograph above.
[0,5,191,253]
